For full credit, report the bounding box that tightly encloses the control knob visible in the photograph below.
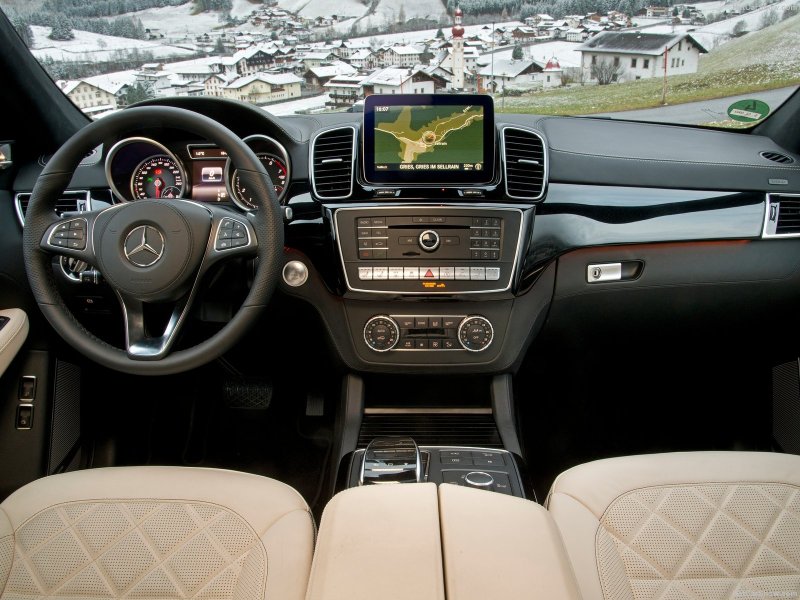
[464,472,495,488]
[458,316,494,352]
[418,230,440,252]
[363,316,399,352]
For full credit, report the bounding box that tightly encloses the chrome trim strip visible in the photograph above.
[762,193,800,238]
[333,205,525,295]
[501,124,549,201]
[310,125,357,200]
[363,408,493,414]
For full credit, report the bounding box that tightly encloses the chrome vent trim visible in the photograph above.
[501,126,548,201]
[763,193,800,238]
[760,151,794,164]
[15,190,93,227]
[310,125,356,200]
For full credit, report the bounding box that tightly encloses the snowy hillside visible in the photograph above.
[30,25,197,62]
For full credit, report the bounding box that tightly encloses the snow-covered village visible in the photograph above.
[4,0,799,118]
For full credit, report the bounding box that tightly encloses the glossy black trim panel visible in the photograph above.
[524,184,765,271]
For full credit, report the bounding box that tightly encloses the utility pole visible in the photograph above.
[661,44,668,104]
[491,20,495,96]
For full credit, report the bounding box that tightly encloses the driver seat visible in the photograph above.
[0,467,314,600]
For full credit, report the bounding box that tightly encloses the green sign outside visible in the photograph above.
[727,99,770,122]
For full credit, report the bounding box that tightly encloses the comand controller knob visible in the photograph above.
[458,316,494,352]
[418,230,440,252]
[363,316,399,352]
[464,471,495,488]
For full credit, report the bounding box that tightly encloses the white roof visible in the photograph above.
[477,58,540,77]
[389,44,423,55]
[307,62,358,78]
[226,73,303,89]
[363,67,415,86]
[64,70,137,95]
[302,51,336,60]
[350,48,373,60]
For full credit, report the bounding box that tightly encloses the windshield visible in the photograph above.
[1,0,797,127]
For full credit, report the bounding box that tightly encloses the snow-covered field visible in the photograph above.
[30,25,197,62]
[642,0,798,51]
[278,0,368,20]
[347,21,522,46]
[486,40,584,69]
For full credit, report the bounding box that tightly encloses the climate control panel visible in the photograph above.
[363,314,494,352]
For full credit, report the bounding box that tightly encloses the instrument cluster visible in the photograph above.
[104,135,290,209]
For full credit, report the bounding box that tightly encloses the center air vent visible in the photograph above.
[764,194,800,237]
[502,126,547,201]
[311,126,356,199]
[760,151,794,164]
[15,190,92,227]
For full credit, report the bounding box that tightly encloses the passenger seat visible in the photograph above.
[546,452,800,600]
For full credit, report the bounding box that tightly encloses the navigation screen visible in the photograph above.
[363,94,494,186]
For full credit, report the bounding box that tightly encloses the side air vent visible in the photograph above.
[502,126,547,201]
[760,151,794,164]
[15,190,92,227]
[311,126,356,199]
[764,194,800,237]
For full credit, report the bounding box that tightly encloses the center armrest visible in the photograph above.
[306,482,445,600]
[438,483,583,600]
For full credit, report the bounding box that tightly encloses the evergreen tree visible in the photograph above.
[214,36,226,53]
[11,15,34,48]
[512,43,523,59]
[436,27,444,38]
[49,16,75,40]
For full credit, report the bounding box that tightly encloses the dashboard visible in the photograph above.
[8,93,800,375]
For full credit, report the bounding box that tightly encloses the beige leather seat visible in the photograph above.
[546,451,800,600]
[0,466,314,600]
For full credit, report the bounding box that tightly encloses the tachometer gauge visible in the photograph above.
[231,153,288,210]
[131,155,185,200]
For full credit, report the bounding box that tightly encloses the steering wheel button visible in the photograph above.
[68,240,85,250]
[69,221,84,230]
[56,223,69,232]
[231,230,246,240]
[231,237,247,248]
[232,221,245,232]
[220,220,233,230]
[217,240,231,250]
[68,230,84,240]
[218,229,232,240]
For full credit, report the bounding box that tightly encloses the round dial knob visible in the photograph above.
[458,316,494,352]
[363,316,399,352]
[418,230,440,252]
[465,472,494,488]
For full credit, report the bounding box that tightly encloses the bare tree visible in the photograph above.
[590,59,624,85]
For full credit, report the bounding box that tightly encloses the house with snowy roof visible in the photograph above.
[578,32,708,82]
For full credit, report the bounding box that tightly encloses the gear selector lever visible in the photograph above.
[360,437,422,485]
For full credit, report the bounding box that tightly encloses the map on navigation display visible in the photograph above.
[373,104,484,172]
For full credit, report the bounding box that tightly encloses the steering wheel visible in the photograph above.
[23,106,284,376]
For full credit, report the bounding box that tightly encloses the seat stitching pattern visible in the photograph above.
[1,500,267,600]
[596,483,800,600]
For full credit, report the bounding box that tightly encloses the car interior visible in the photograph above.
[0,9,799,600]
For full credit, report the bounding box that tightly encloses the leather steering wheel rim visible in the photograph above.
[22,106,284,376]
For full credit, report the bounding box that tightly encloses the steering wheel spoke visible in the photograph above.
[116,290,195,360]
[40,211,100,265]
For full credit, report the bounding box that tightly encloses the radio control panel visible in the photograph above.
[334,207,523,294]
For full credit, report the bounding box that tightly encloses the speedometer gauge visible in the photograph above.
[231,153,287,210]
[131,155,185,200]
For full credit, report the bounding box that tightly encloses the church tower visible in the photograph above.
[451,6,465,90]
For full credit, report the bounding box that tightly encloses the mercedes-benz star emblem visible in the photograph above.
[124,225,165,268]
